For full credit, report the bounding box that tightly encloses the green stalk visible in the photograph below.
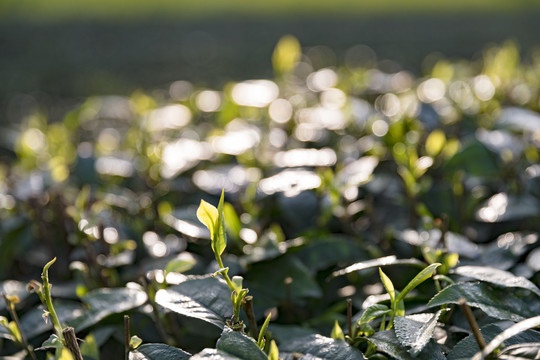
[41,258,64,340]
[215,255,235,293]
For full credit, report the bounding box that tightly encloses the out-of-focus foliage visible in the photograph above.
[1,39,540,359]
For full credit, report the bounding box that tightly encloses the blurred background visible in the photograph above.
[1,0,540,124]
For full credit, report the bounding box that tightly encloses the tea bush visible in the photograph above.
[1,38,540,359]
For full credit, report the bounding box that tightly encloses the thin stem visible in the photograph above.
[241,296,258,337]
[124,315,130,360]
[215,254,235,292]
[62,327,83,360]
[459,298,486,350]
[1,293,38,360]
[346,299,353,338]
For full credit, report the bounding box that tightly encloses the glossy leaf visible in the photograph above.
[197,199,219,240]
[155,276,231,328]
[272,35,301,75]
[190,349,243,360]
[425,129,446,157]
[379,268,395,305]
[357,304,391,324]
[216,327,268,360]
[395,263,440,305]
[427,282,540,322]
[278,333,367,360]
[269,340,280,360]
[70,288,147,331]
[472,316,540,360]
[215,190,227,256]
[453,265,540,297]
[498,342,540,359]
[330,256,425,279]
[448,323,540,360]
[129,343,191,360]
[394,310,444,356]
[368,330,446,360]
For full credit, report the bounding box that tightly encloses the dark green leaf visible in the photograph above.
[428,282,540,322]
[278,334,366,360]
[444,140,499,177]
[216,327,268,360]
[129,343,190,360]
[296,236,367,272]
[448,323,540,360]
[453,265,540,297]
[155,275,231,328]
[70,287,148,331]
[368,330,446,360]
[394,310,444,356]
[246,254,322,303]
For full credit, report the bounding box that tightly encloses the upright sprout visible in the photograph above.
[197,190,248,329]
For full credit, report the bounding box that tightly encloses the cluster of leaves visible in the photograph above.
[1,37,540,359]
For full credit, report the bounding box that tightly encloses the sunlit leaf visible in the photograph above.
[268,340,280,360]
[425,129,446,157]
[129,343,191,360]
[197,199,218,240]
[472,316,540,360]
[130,335,143,350]
[368,330,446,360]
[165,258,196,274]
[331,320,345,340]
[453,265,540,297]
[427,282,540,322]
[394,310,445,356]
[216,327,267,360]
[190,349,242,360]
[58,348,75,360]
[498,342,540,359]
[215,190,227,256]
[357,304,391,324]
[278,333,367,360]
[80,334,99,360]
[155,276,231,329]
[330,256,425,279]
[395,263,440,305]
[272,35,301,75]
[447,323,540,360]
[379,268,395,305]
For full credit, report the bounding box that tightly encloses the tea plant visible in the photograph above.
[1,38,540,359]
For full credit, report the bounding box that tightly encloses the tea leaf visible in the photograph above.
[129,343,191,360]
